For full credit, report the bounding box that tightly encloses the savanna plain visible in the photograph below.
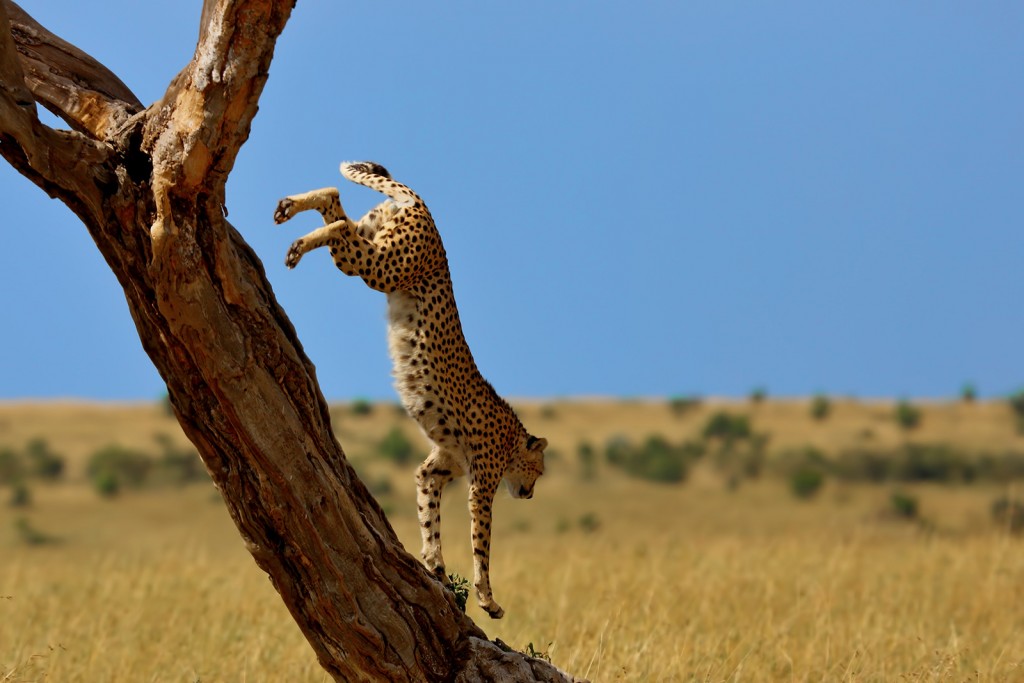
[2,397,1024,682]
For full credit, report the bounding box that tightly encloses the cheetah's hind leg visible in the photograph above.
[415,447,460,585]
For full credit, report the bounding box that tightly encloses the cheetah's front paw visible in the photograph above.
[285,239,306,269]
[273,197,296,224]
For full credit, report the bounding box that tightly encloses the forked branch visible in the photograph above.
[0,3,112,219]
[3,0,142,139]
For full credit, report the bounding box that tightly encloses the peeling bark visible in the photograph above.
[0,2,586,681]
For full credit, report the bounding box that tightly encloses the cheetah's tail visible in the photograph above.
[340,161,420,207]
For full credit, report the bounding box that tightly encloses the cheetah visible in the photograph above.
[273,162,547,619]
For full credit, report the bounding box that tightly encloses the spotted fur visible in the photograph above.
[274,162,547,618]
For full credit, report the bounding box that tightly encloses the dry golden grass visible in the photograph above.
[2,400,1024,682]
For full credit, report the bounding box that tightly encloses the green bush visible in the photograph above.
[668,395,701,416]
[94,471,121,498]
[14,516,57,546]
[0,447,24,485]
[975,451,1024,481]
[776,446,828,499]
[447,573,471,613]
[790,467,825,499]
[378,427,417,466]
[24,438,65,480]
[365,475,394,497]
[749,387,767,404]
[894,400,922,430]
[9,482,31,508]
[961,383,977,403]
[604,435,698,483]
[604,435,633,468]
[577,442,596,480]
[578,512,601,533]
[1010,390,1024,434]
[893,444,968,483]
[834,448,891,483]
[86,444,153,489]
[702,412,751,443]
[810,394,831,421]
[889,491,919,519]
[153,434,208,485]
[712,432,769,485]
[1009,390,1024,418]
[635,435,690,483]
[350,398,374,416]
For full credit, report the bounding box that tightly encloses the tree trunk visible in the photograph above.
[0,3,584,681]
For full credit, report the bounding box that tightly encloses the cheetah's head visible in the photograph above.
[505,434,548,500]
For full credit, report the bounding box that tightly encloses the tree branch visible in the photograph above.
[0,3,113,220]
[144,0,293,207]
[3,0,142,140]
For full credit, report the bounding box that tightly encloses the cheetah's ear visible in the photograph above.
[527,436,548,452]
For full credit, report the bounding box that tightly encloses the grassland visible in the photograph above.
[2,398,1024,682]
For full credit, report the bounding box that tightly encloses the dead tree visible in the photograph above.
[0,2,584,681]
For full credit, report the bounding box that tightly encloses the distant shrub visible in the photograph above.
[893,444,969,483]
[539,404,557,419]
[9,482,31,508]
[1009,390,1024,417]
[578,512,601,533]
[975,451,1024,482]
[153,434,208,485]
[776,446,827,499]
[810,394,831,421]
[365,475,394,497]
[24,438,65,481]
[87,445,153,490]
[577,441,597,480]
[991,497,1024,533]
[712,432,769,485]
[1010,390,1024,434]
[0,447,24,485]
[961,383,977,403]
[14,516,57,546]
[350,398,374,416]
[605,435,700,484]
[834,448,891,483]
[668,394,701,416]
[832,445,1024,484]
[93,471,121,498]
[889,491,919,520]
[790,467,825,499]
[604,435,633,468]
[378,427,416,466]
[702,412,751,443]
[894,400,922,431]
[749,387,767,404]
[639,436,693,483]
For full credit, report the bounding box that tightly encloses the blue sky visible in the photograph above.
[1,2,1021,401]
